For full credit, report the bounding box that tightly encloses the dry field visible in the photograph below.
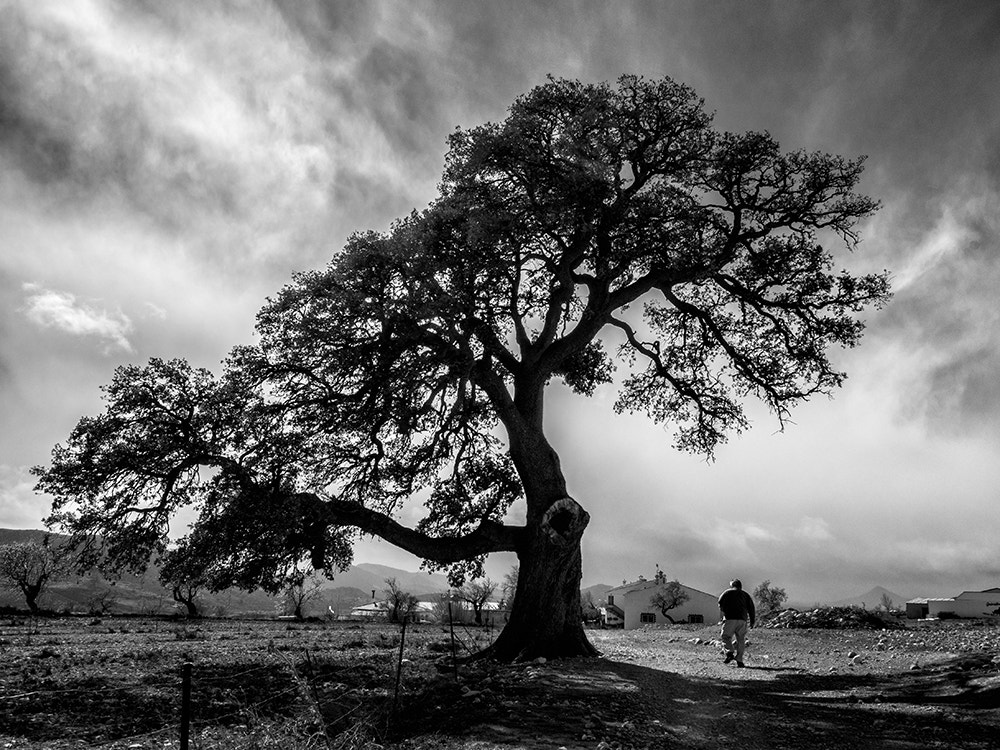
[1,615,998,749]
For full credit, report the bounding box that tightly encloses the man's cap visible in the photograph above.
[730,579,742,589]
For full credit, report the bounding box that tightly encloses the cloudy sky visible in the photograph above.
[2,0,999,604]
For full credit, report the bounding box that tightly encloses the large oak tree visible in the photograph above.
[35,76,890,660]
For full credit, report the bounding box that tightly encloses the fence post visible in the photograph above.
[392,617,408,716]
[448,601,458,679]
[180,661,192,750]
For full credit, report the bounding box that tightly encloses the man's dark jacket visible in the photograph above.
[718,588,756,627]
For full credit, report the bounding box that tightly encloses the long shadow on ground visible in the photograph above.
[392,654,1000,750]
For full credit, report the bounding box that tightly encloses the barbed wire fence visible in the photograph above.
[0,613,497,749]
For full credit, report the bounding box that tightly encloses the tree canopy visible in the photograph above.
[754,579,789,616]
[35,75,890,660]
[651,579,691,624]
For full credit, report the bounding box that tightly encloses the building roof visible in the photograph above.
[606,578,715,598]
[909,587,1000,603]
[350,600,437,614]
[955,589,1000,598]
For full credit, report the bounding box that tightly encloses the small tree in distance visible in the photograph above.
[87,585,119,616]
[159,547,206,618]
[456,577,498,625]
[650,579,690,623]
[753,580,788,616]
[170,580,201,618]
[500,566,518,609]
[283,571,325,620]
[0,538,68,614]
[384,577,418,624]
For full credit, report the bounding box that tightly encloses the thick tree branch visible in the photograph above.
[309,494,523,563]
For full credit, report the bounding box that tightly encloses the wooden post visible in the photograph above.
[180,661,192,750]
[448,600,458,679]
[392,617,407,715]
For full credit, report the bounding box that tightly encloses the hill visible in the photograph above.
[328,563,450,599]
[0,528,455,615]
[830,586,910,609]
[582,583,612,605]
[2,527,601,615]
[0,528,55,545]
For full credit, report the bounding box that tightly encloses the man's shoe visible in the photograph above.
[723,652,735,664]
[736,661,745,668]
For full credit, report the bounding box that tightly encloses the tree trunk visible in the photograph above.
[484,497,598,661]
[23,582,41,614]
[172,586,200,618]
[478,375,598,661]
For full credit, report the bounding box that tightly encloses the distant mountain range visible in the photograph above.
[1,529,916,615]
[0,528,51,545]
[582,583,612,604]
[328,562,450,599]
[0,528,454,616]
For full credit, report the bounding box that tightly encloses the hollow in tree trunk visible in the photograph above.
[484,497,599,661]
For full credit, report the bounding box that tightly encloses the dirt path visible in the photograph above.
[417,625,1000,749]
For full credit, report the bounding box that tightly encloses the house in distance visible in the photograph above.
[602,572,718,629]
[905,588,1000,619]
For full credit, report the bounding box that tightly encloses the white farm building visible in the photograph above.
[906,588,1000,619]
[603,575,718,629]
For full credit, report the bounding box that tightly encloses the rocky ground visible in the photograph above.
[407,619,1000,749]
[2,614,998,749]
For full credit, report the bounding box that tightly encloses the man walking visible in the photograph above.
[719,579,755,667]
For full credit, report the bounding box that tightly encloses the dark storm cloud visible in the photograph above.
[0,3,254,228]
[925,348,1000,433]
[746,3,1000,439]
[869,180,1000,436]
[0,10,85,187]
[0,0,452,275]
[270,0,379,56]
[353,42,441,157]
